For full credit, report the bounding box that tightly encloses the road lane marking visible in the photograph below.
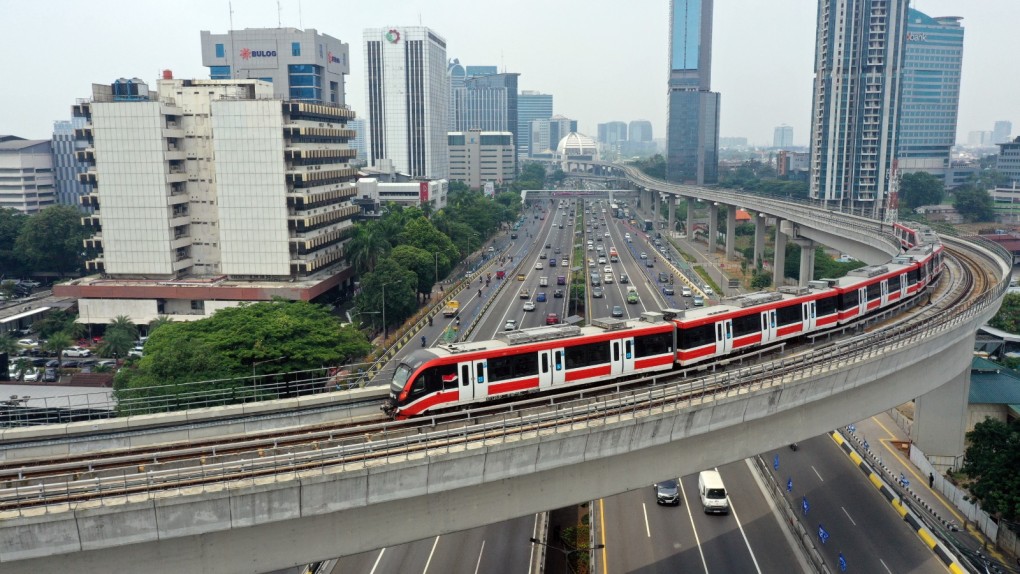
[642,502,651,538]
[368,548,385,574]
[473,540,485,574]
[879,558,894,573]
[726,494,764,574]
[678,479,710,573]
[811,465,824,482]
[421,536,440,573]
[599,498,608,574]
[842,506,857,526]
[528,514,539,574]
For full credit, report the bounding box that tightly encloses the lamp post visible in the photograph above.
[528,537,604,574]
[380,281,402,340]
[434,252,440,294]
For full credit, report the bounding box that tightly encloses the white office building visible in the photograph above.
[448,130,515,189]
[0,136,55,214]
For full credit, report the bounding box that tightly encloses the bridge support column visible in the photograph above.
[686,197,695,238]
[795,238,815,286]
[725,206,736,260]
[773,220,787,287]
[753,214,766,270]
[708,203,719,253]
[912,357,974,470]
[668,197,676,235]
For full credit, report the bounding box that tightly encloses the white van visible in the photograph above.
[698,470,729,514]
[539,276,548,287]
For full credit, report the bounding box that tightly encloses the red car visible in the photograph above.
[546,313,559,325]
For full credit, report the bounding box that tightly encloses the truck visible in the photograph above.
[442,300,460,317]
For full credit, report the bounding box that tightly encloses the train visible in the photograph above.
[382,227,944,419]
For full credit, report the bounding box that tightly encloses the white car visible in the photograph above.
[604,266,613,274]
[703,286,714,296]
[17,338,38,347]
[128,346,144,358]
[624,233,631,240]
[62,346,91,358]
[504,319,517,331]
[681,286,693,297]
[598,257,607,264]
[23,368,41,382]
[523,301,536,312]
[604,232,610,237]
[535,262,544,270]
[640,252,648,259]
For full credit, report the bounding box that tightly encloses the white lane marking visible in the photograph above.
[421,536,440,573]
[841,506,857,526]
[473,540,486,574]
[724,489,764,574]
[811,465,824,482]
[879,558,894,573]
[528,514,539,574]
[678,479,710,573]
[368,548,385,574]
[642,502,652,538]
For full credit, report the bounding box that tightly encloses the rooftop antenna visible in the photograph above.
[298,0,303,28]
[228,1,234,30]
[418,13,422,25]
[277,0,282,27]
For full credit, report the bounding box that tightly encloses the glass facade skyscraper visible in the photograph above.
[809,0,909,218]
[453,73,519,172]
[52,117,91,209]
[897,9,964,184]
[517,91,553,159]
[666,0,719,184]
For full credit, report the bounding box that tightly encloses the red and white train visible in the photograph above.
[383,229,944,419]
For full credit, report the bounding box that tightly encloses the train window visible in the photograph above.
[919,265,927,280]
[488,353,539,382]
[541,353,549,373]
[888,274,901,292]
[816,296,837,316]
[678,324,714,350]
[462,365,470,387]
[908,268,919,285]
[634,332,673,357]
[555,351,562,371]
[564,341,610,370]
[776,304,802,326]
[476,363,484,383]
[838,289,859,311]
[866,282,882,301]
[613,342,620,362]
[625,340,633,359]
[731,314,760,338]
[412,364,458,398]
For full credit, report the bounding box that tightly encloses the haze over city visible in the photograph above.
[2,0,1016,145]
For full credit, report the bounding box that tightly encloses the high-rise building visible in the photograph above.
[968,131,993,147]
[517,90,553,159]
[597,122,628,145]
[448,130,515,189]
[997,137,1020,186]
[666,0,720,184]
[364,26,449,179]
[349,118,367,164]
[61,77,359,323]
[466,65,497,77]
[452,73,520,172]
[0,135,54,214]
[531,115,577,156]
[629,120,654,143]
[200,28,350,105]
[52,117,91,209]
[809,0,909,217]
[447,59,466,132]
[897,10,964,184]
[993,121,1013,144]
[773,125,793,149]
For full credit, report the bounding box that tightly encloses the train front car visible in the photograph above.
[381,349,437,419]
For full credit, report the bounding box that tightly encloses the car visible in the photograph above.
[611,305,624,318]
[703,286,714,296]
[602,266,612,274]
[504,319,517,331]
[517,273,526,281]
[588,260,596,268]
[129,346,144,358]
[510,232,518,239]
[537,292,548,302]
[596,236,603,242]
[523,301,536,311]
[549,258,557,267]
[62,346,91,358]
[640,252,648,259]
[598,257,607,264]
[620,274,629,284]
[592,286,604,298]
[663,285,675,295]
[681,286,693,297]
[61,360,81,368]
[545,313,559,325]
[488,246,495,253]
[693,295,705,306]
[645,260,654,268]
[539,253,547,259]
[624,233,631,240]
[42,368,58,383]
[545,243,552,248]
[535,262,544,270]
[627,289,640,304]
[17,338,39,347]
[22,368,41,382]
[553,289,564,298]
[658,272,669,283]
[604,232,610,237]
[554,247,561,254]
[655,479,681,506]
[29,357,49,367]
[96,359,118,368]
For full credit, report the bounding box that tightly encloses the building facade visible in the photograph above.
[773,125,793,148]
[994,121,1013,145]
[809,0,909,218]
[517,90,553,159]
[448,130,515,189]
[354,178,448,213]
[998,137,1020,186]
[629,120,654,142]
[200,28,350,105]
[666,0,720,184]
[897,9,964,184]
[0,136,55,214]
[597,122,628,144]
[364,26,449,179]
[349,118,367,164]
[51,118,91,209]
[60,77,359,323]
[531,115,577,156]
[452,73,519,172]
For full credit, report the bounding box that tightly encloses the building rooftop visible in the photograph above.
[970,357,1020,405]
[0,139,50,151]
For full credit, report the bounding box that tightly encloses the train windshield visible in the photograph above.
[390,363,413,395]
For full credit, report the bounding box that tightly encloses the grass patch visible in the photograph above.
[693,265,722,294]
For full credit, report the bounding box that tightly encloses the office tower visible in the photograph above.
[364,26,449,179]
[809,0,909,217]
[629,120,653,142]
[0,135,54,214]
[200,28,350,105]
[517,90,553,158]
[453,73,520,172]
[531,115,577,155]
[998,137,1020,186]
[897,9,964,184]
[52,117,91,209]
[666,0,720,184]
[349,118,367,163]
[447,59,466,131]
[968,131,992,147]
[448,130,515,189]
[773,125,794,149]
[597,122,628,145]
[466,65,497,77]
[993,121,1013,144]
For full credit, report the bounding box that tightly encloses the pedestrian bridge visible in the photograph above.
[0,177,1010,574]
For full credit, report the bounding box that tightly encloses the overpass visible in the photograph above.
[0,176,1010,574]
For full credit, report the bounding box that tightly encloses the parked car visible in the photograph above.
[42,368,58,383]
[17,338,39,347]
[62,346,92,358]
[23,368,41,382]
[96,359,118,368]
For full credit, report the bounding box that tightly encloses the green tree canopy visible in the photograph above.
[953,184,995,222]
[14,205,88,276]
[899,172,945,210]
[391,244,439,297]
[0,208,28,277]
[961,418,1020,521]
[989,293,1020,334]
[355,258,419,331]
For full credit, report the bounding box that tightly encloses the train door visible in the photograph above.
[538,351,553,389]
[760,310,777,344]
[802,300,816,331]
[858,287,868,316]
[551,348,566,386]
[622,337,636,373]
[714,320,733,356]
[458,362,474,403]
[472,359,489,399]
[880,280,889,306]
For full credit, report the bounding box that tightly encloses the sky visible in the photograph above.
[1,0,1017,147]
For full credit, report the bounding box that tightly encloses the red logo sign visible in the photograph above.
[419,182,429,202]
[239,48,251,60]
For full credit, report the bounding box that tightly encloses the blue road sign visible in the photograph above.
[839,552,847,572]
[802,496,809,516]
[818,524,830,545]
[774,454,780,470]
[787,478,793,493]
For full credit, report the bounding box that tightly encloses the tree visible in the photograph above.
[751,272,772,290]
[0,334,18,357]
[961,418,1020,521]
[899,172,944,210]
[989,293,1020,334]
[148,315,174,335]
[399,218,459,276]
[107,315,139,341]
[0,208,28,277]
[14,205,88,276]
[45,331,73,368]
[97,328,134,359]
[953,185,995,222]
[346,221,391,274]
[630,154,666,180]
[355,258,418,332]
[391,244,439,298]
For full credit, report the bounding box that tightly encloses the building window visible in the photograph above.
[215,43,225,58]
[210,65,231,79]
[292,42,301,57]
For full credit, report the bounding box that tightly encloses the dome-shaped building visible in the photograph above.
[556,132,599,171]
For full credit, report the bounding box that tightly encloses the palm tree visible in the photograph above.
[107,315,139,342]
[0,334,18,357]
[97,329,133,360]
[45,331,73,368]
[148,315,174,335]
[346,223,391,274]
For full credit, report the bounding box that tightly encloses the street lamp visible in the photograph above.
[528,537,605,574]
[434,252,440,293]
[380,281,402,339]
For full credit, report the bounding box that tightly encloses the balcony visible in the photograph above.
[83,234,103,250]
[163,126,185,139]
[75,148,96,163]
[78,170,98,185]
[85,258,105,273]
[169,214,191,228]
[80,192,100,209]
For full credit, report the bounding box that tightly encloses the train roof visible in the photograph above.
[677,286,825,322]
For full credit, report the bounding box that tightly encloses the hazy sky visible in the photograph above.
[2,0,1017,146]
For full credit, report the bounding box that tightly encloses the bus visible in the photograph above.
[643,219,654,231]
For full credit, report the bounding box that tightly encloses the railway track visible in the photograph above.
[0,242,1004,514]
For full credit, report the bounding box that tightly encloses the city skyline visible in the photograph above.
[0,0,1016,147]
